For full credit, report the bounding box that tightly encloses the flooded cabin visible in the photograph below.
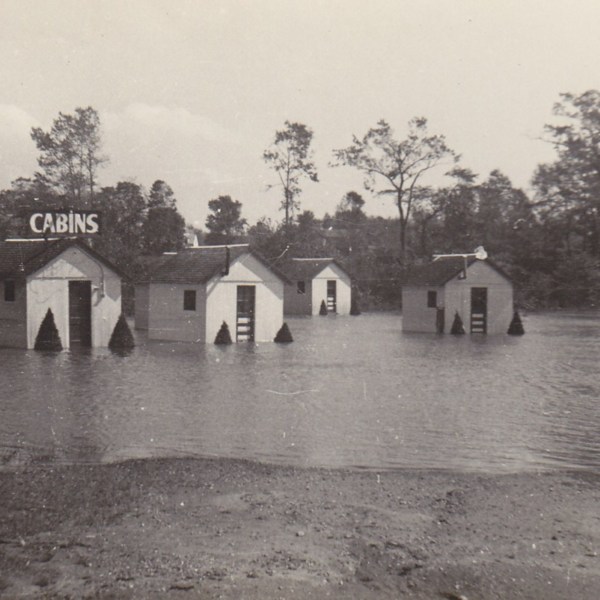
[281,258,352,316]
[135,244,288,343]
[0,238,123,349]
[402,252,513,334]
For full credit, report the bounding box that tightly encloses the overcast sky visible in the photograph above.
[1,0,599,229]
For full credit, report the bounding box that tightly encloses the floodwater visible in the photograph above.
[1,312,599,474]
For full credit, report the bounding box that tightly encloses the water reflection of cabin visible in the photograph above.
[0,238,123,348]
[135,244,288,343]
[402,255,513,334]
[280,258,352,316]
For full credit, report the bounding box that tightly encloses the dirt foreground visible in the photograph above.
[0,457,598,599]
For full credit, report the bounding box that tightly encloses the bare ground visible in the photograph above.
[0,458,598,599]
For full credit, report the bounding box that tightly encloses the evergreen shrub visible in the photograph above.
[507,311,525,335]
[450,311,466,335]
[34,308,63,351]
[109,314,135,350]
[274,322,293,343]
[214,321,233,344]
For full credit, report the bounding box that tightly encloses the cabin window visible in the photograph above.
[427,290,437,308]
[4,280,15,302]
[297,281,306,294]
[183,290,196,311]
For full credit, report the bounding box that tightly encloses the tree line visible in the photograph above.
[1,92,600,311]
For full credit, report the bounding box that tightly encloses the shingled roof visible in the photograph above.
[278,258,350,281]
[0,238,123,279]
[144,245,290,284]
[404,256,511,286]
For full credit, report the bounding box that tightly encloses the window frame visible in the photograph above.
[183,289,197,311]
[427,290,437,308]
[4,279,15,302]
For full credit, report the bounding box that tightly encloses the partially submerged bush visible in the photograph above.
[450,311,465,335]
[350,294,361,316]
[34,308,63,351]
[214,321,233,344]
[507,311,525,335]
[274,322,293,343]
[109,314,135,350]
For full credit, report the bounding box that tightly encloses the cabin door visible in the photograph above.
[69,281,92,346]
[326,280,337,313]
[470,287,487,334]
[436,307,445,334]
[236,285,255,342]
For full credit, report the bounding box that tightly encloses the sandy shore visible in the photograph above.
[0,457,598,599]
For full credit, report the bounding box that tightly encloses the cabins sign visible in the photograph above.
[28,210,101,237]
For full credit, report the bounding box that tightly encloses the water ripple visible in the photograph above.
[1,311,599,474]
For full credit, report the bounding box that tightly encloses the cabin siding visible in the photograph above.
[140,251,284,344]
[283,280,313,315]
[0,280,27,347]
[147,283,207,343]
[401,286,443,333]
[310,264,352,315]
[134,284,150,330]
[26,247,122,349]
[402,260,513,335]
[206,254,283,343]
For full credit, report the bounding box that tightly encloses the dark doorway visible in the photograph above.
[327,280,337,313]
[436,307,445,334]
[470,287,487,334]
[236,285,255,342]
[69,281,92,346]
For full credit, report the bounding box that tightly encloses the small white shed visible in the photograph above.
[402,254,514,334]
[0,238,123,349]
[280,258,352,316]
[135,244,288,343]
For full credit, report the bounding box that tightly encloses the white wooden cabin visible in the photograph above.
[281,258,352,316]
[135,244,288,343]
[402,253,514,334]
[0,239,123,349]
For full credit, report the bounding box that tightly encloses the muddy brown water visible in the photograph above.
[1,312,599,473]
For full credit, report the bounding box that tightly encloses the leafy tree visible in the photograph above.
[475,170,537,273]
[533,90,600,257]
[338,190,365,212]
[433,167,479,253]
[0,177,59,239]
[205,195,247,244]
[247,217,289,260]
[148,179,177,209]
[31,107,107,207]
[263,121,318,228]
[335,191,367,225]
[290,210,327,257]
[143,180,186,254]
[93,181,146,271]
[143,206,186,255]
[332,117,457,263]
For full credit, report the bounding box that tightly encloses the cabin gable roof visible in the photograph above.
[143,245,290,285]
[0,238,125,280]
[404,256,512,287]
[279,258,351,281]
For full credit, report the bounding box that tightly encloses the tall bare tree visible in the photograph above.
[332,117,457,263]
[263,121,318,229]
